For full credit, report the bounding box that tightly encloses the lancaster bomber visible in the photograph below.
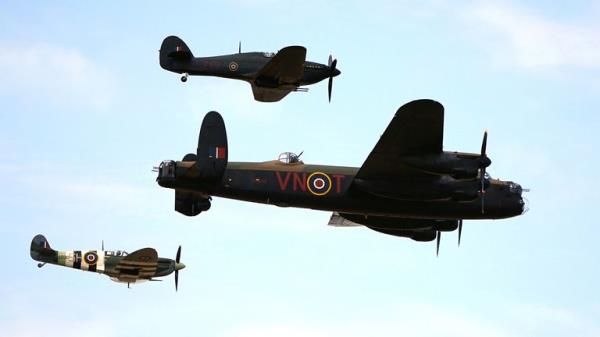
[159,36,341,102]
[30,235,185,290]
[155,99,527,252]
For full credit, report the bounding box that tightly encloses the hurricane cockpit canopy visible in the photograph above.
[263,52,275,57]
[278,152,303,164]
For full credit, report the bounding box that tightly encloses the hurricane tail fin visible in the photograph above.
[159,36,193,70]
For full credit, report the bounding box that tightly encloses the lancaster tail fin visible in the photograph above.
[196,111,228,180]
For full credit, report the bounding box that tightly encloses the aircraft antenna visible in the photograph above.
[238,41,241,54]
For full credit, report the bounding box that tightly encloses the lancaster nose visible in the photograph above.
[175,262,186,271]
[520,197,529,214]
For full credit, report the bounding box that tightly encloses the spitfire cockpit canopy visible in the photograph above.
[105,250,128,257]
[262,52,275,57]
[278,152,303,164]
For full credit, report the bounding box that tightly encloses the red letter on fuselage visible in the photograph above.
[332,174,346,194]
[293,172,307,192]
[275,171,291,191]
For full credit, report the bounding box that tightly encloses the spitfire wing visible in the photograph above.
[250,84,292,102]
[355,99,444,179]
[114,248,158,280]
[256,46,307,84]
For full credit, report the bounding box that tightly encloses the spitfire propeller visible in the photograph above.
[328,55,338,102]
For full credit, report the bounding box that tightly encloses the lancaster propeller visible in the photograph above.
[458,219,463,246]
[479,130,492,214]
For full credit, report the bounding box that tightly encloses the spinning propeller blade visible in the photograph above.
[479,130,490,214]
[436,231,441,257]
[327,55,338,102]
[175,245,182,291]
[458,220,463,246]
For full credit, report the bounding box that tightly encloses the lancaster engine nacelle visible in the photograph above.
[175,191,210,217]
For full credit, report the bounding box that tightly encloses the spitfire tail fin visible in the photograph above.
[159,36,193,70]
[30,234,57,262]
[196,111,228,180]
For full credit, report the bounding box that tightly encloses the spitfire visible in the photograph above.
[155,99,527,253]
[30,235,185,290]
[159,36,341,102]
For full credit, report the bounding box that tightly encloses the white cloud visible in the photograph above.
[465,2,600,68]
[0,43,116,109]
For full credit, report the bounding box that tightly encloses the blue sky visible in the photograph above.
[1,1,599,336]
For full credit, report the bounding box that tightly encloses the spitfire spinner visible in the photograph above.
[159,36,341,102]
[30,235,185,290]
[155,99,527,253]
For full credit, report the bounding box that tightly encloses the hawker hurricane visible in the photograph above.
[159,35,341,102]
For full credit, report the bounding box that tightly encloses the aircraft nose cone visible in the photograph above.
[333,68,341,77]
[175,262,186,271]
[520,197,529,214]
[481,156,491,168]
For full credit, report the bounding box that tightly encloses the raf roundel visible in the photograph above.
[228,61,239,72]
[84,251,98,265]
[307,172,332,196]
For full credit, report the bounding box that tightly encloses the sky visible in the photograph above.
[1,1,599,336]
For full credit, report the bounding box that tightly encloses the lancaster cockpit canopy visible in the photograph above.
[278,152,303,164]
